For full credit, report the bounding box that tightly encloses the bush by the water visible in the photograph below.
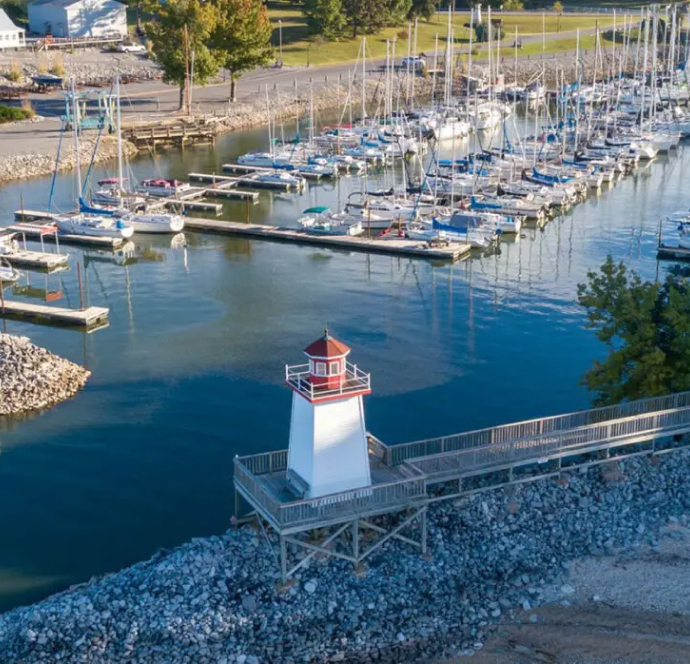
[0,105,34,124]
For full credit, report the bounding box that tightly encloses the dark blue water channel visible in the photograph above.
[0,122,686,612]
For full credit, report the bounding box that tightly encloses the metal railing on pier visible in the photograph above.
[388,391,690,467]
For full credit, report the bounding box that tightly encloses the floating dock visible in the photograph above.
[0,299,109,329]
[182,218,471,261]
[1,249,69,271]
[657,243,690,260]
[9,221,124,249]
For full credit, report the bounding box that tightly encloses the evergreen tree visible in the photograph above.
[577,257,690,405]
[303,0,347,39]
[212,0,274,101]
[343,0,388,37]
[409,0,438,21]
[143,0,220,110]
[386,0,412,26]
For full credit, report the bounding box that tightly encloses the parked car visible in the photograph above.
[117,42,147,54]
[401,55,426,70]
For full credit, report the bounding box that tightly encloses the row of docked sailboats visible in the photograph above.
[264,4,690,248]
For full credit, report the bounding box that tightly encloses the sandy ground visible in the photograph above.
[432,524,690,664]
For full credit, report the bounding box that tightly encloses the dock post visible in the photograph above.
[22,232,27,251]
[77,261,84,310]
[280,536,287,582]
[55,231,60,256]
[352,519,359,564]
[245,197,250,223]
[420,507,427,555]
[0,277,5,313]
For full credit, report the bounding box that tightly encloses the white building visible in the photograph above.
[28,0,127,38]
[0,8,26,50]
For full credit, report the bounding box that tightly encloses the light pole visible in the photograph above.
[279,19,283,60]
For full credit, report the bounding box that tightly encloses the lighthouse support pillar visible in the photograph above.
[262,506,429,583]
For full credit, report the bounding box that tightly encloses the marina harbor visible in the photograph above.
[3,3,690,662]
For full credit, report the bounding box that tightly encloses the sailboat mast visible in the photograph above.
[361,38,366,124]
[71,77,82,200]
[115,74,124,203]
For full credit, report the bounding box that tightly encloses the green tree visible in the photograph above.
[553,0,563,32]
[303,0,347,39]
[503,0,524,10]
[386,0,412,26]
[577,256,690,406]
[212,0,273,101]
[143,0,220,110]
[343,0,388,37]
[409,0,438,21]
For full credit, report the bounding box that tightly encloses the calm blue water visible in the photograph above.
[0,123,686,612]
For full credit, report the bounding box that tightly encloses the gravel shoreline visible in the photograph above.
[0,334,90,416]
[1,446,689,663]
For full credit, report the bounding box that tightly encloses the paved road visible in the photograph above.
[0,22,617,159]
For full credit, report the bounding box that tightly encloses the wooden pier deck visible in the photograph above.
[1,249,69,271]
[9,221,124,249]
[182,218,471,261]
[0,300,109,329]
[657,243,690,260]
[234,390,690,580]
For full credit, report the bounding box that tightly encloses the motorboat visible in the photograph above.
[93,177,146,207]
[256,171,305,189]
[0,257,20,283]
[298,207,362,236]
[119,212,185,234]
[138,179,191,197]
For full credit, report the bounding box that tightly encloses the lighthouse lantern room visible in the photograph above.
[285,330,372,498]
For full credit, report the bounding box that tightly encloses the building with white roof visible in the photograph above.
[27,0,127,38]
[0,8,26,50]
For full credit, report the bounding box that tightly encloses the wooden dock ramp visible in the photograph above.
[0,300,109,329]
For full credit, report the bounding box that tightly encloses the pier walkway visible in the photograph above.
[234,391,690,579]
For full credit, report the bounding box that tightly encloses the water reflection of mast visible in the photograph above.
[466,258,475,359]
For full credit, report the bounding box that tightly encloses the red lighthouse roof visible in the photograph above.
[304,330,351,358]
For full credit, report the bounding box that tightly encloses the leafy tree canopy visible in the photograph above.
[212,0,273,82]
[143,0,273,106]
[577,256,690,406]
[143,0,220,89]
[409,0,438,21]
[305,0,412,39]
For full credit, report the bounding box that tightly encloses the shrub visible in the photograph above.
[6,61,22,82]
[397,29,408,40]
[0,104,34,124]
[50,55,65,77]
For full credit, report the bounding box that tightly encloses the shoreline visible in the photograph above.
[0,334,90,416]
[0,55,600,186]
[1,447,689,662]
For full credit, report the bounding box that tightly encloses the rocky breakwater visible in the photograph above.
[1,446,690,663]
[0,134,138,185]
[0,334,90,416]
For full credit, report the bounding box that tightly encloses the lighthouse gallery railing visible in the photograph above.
[285,362,370,401]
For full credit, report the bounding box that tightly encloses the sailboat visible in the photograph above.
[56,78,135,240]
[85,77,185,234]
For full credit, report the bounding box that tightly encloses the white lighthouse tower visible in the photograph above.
[285,330,372,498]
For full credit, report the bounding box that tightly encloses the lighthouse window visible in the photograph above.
[315,362,327,376]
[329,361,340,375]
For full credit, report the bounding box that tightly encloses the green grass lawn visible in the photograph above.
[267,3,618,67]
